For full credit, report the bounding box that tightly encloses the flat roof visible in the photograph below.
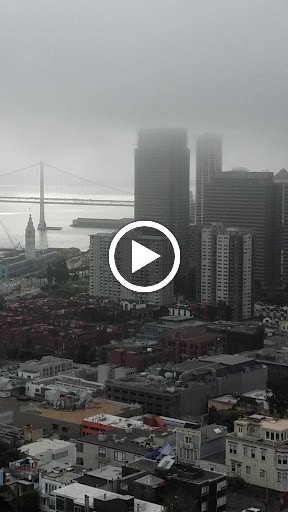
[41,467,83,484]
[237,416,288,431]
[20,438,72,457]
[77,428,174,456]
[54,483,163,511]
[82,466,122,481]
[199,354,255,366]
[21,400,128,425]
[83,414,150,429]
[210,394,238,404]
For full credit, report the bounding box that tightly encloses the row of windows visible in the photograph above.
[231,462,266,479]
[229,443,266,461]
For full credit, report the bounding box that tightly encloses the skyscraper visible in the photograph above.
[134,129,190,274]
[25,214,36,260]
[198,224,253,320]
[204,170,274,288]
[273,169,288,288]
[195,134,222,224]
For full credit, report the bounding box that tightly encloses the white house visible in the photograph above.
[20,439,76,465]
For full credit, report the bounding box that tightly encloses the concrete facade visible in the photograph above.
[226,414,288,492]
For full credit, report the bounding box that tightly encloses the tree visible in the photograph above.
[46,263,53,284]
[53,258,69,284]
[267,376,288,418]
[0,440,21,468]
[18,490,40,512]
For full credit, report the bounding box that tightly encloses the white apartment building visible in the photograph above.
[89,233,121,299]
[226,414,288,492]
[90,231,174,306]
[20,438,76,465]
[199,224,253,320]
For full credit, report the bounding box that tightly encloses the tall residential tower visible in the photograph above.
[198,224,253,320]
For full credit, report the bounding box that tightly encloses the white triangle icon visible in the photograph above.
[132,240,160,273]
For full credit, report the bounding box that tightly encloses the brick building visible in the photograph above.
[107,347,172,372]
[159,324,224,363]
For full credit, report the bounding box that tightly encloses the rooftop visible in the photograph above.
[79,465,122,482]
[53,483,163,512]
[20,399,132,424]
[210,394,238,405]
[40,466,84,484]
[77,428,174,456]
[199,354,255,366]
[83,414,150,430]
[20,438,73,457]
[236,415,288,431]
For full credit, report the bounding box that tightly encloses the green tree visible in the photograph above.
[18,490,40,512]
[0,440,21,468]
[53,258,69,284]
[223,410,243,432]
[46,263,53,284]
[267,376,288,418]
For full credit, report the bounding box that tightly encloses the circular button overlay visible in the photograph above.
[108,220,180,293]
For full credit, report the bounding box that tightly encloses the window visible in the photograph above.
[217,480,226,491]
[278,454,288,465]
[243,446,248,456]
[52,450,68,460]
[114,450,125,462]
[56,498,65,512]
[120,483,128,491]
[98,447,106,458]
[251,449,256,459]
[76,442,83,453]
[201,485,209,495]
[271,432,275,441]
[238,427,243,433]
[260,469,266,479]
[52,423,58,431]
[185,436,192,444]
[201,502,208,512]
[231,462,236,473]
[62,426,68,433]
[261,450,266,462]
[217,496,226,507]
[246,466,251,475]
[76,457,83,465]
[229,443,237,455]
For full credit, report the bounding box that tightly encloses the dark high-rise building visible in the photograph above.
[196,134,222,224]
[204,170,274,288]
[134,129,190,274]
[273,168,288,288]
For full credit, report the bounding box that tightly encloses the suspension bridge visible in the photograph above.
[0,162,134,230]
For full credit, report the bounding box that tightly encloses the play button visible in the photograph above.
[132,240,160,273]
[108,220,181,293]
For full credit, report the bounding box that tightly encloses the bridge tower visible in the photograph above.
[38,161,47,230]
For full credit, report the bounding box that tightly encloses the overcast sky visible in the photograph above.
[0,0,288,192]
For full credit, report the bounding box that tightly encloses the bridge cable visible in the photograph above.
[0,163,39,178]
[45,162,132,195]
